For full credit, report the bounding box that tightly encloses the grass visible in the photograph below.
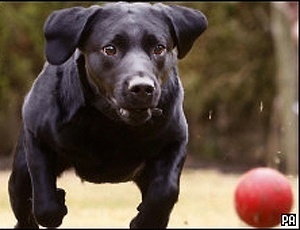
[0,167,298,228]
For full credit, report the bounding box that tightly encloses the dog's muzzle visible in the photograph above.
[116,76,162,125]
[118,107,163,125]
[91,76,163,126]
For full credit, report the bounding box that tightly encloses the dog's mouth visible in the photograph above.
[118,107,163,126]
[91,94,162,126]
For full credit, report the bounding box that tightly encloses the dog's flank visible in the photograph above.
[8,2,207,228]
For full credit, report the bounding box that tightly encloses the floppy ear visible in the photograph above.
[155,4,208,59]
[44,6,101,65]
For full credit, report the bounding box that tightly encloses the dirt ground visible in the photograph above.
[0,166,298,228]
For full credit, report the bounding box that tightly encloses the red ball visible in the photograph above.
[234,167,293,227]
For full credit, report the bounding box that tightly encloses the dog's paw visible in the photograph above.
[35,202,67,228]
[129,216,139,228]
[56,188,66,204]
[14,218,39,229]
[34,189,68,228]
[130,214,148,229]
[130,211,169,228]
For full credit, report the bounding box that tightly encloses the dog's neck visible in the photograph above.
[75,51,121,121]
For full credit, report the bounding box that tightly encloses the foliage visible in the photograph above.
[177,2,275,165]
[0,2,276,166]
[0,2,94,155]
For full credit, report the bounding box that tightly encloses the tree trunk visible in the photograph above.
[270,2,298,174]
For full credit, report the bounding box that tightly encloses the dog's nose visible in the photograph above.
[128,77,155,98]
[129,84,154,97]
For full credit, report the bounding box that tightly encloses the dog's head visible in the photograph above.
[44,2,207,125]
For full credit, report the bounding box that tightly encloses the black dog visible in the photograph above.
[8,2,207,228]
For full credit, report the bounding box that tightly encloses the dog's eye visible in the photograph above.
[102,45,117,56]
[153,45,166,55]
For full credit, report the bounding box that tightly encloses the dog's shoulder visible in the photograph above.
[22,57,84,134]
[158,70,188,142]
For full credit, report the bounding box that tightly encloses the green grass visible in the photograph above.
[0,168,298,228]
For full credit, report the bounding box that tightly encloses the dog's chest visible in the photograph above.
[54,109,163,182]
[58,113,159,155]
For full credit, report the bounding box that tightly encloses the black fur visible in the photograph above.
[8,2,207,228]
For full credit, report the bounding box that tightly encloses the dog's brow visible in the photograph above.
[144,34,159,44]
[111,34,129,45]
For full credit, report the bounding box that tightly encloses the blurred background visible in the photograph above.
[0,2,298,173]
[0,2,298,228]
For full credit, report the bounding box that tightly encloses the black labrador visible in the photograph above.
[8,2,207,228]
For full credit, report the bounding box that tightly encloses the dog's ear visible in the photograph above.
[155,4,207,59]
[44,6,101,65]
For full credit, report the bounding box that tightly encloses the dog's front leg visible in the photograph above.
[24,129,67,228]
[131,142,187,228]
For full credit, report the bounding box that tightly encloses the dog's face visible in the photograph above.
[81,4,176,125]
[44,2,207,125]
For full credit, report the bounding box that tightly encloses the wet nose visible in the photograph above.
[129,84,155,97]
[128,77,155,98]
